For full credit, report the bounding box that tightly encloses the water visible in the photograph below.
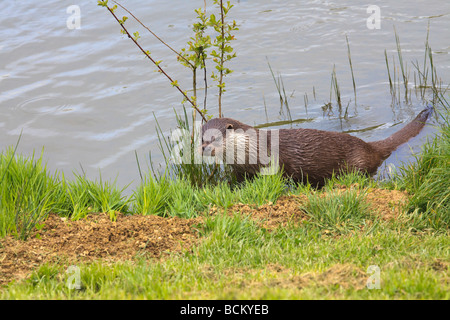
[1,0,449,191]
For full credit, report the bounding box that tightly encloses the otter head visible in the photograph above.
[201,118,236,159]
[201,118,258,165]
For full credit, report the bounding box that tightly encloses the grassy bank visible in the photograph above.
[1,105,448,238]
[2,218,448,299]
[0,102,449,299]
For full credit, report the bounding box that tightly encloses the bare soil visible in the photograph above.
[0,187,409,287]
[207,194,309,230]
[0,214,203,286]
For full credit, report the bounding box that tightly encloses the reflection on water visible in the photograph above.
[0,0,449,191]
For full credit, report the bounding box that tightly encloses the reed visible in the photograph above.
[384,49,395,97]
[267,59,293,123]
[346,35,357,108]
[330,65,343,116]
[394,27,410,104]
[304,92,308,116]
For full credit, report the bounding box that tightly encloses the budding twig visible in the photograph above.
[103,3,207,122]
[111,1,194,69]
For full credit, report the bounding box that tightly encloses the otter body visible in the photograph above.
[201,106,433,186]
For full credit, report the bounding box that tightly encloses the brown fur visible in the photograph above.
[201,106,433,187]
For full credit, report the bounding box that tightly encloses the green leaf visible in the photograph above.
[209,14,217,25]
[97,0,109,7]
[119,16,128,25]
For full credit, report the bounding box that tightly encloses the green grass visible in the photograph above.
[300,187,375,236]
[0,147,58,240]
[385,103,450,232]
[237,171,287,206]
[0,145,289,235]
[0,148,132,238]
[58,172,131,221]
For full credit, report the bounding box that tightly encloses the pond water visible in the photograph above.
[1,0,449,191]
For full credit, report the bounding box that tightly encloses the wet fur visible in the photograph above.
[202,106,433,187]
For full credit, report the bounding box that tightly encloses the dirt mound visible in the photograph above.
[0,213,202,286]
[364,188,409,219]
[333,184,409,219]
[208,195,308,230]
[207,187,409,230]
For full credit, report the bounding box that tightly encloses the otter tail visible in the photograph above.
[369,105,433,160]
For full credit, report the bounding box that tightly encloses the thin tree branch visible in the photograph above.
[113,1,194,69]
[105,5,207,122]
[218,0,225,118]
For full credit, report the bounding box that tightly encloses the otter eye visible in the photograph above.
[227,124,233,130]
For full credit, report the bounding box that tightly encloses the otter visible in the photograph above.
[201,106,433,187]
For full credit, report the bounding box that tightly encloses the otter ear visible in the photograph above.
[226,123,233,130]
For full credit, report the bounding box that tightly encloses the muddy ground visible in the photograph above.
[0,187,408,286]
